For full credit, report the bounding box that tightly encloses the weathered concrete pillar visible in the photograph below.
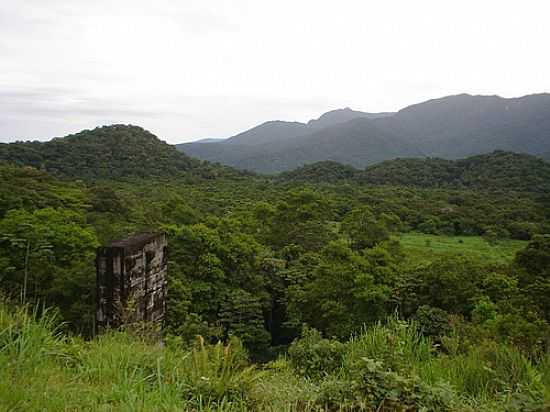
[96,232,167,330]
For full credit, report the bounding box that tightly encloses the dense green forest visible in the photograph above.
[279,151,550,193]
[1,125,550,410]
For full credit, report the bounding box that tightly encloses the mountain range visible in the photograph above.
[177,93,550,173]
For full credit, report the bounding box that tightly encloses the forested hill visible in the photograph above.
[279,151,550,192]
[0,125,238,180]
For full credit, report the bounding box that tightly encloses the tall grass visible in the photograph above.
[320,316,548,409]
[341,316,544,401]
[344,316,433,374]
[0,303,63,365]
[0,300,257,411]
[1,300,549,411]
[178,336,263,406]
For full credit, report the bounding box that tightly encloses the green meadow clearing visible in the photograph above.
[399,232,528,264]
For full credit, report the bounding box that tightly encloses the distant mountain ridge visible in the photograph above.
[178,93,550,173]
[225,121,310,146]
[176,107,397,171]
[306,107,394,129]
[192,138,227,144]
[235,118,420,173]
[221,108,395,146]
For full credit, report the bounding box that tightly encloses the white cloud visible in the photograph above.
[1,0,549,143]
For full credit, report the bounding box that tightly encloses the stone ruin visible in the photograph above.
[96,232,167,330]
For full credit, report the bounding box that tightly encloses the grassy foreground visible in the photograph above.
[399,232,527,264]
[1,302,550,411]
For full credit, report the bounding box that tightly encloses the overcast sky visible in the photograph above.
[1,0,549,143]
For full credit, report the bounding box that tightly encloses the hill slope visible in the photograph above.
[178,94,550,173]
[0,125,234,180]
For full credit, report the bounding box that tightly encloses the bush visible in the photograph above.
[288,327,345,379]
[310,317,461,410]
[317,358,457,411]
[471,298,498,324]
[414,305,452,338]
[355,358,456,411]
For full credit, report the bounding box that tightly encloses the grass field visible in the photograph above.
[398,232,528,264]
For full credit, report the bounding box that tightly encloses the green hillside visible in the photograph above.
[0,125,236,180]
[278,151,550,193]
[361,151,550,192]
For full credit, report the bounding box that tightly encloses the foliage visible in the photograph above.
[0,208,98,333]
[278,161,359,183]
[286,239,397,339]
[0,162,88,218]
[515,235,550,320]
[341,206,401,250]
[288,327,345,379]
[414,305,452,338]
[396,256,486,317]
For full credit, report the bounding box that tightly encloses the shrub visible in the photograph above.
[288,326,345,379]
[471,298,498,324]
[414,305,452,338]
[355,358,456,411]
[317,358,457,411]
